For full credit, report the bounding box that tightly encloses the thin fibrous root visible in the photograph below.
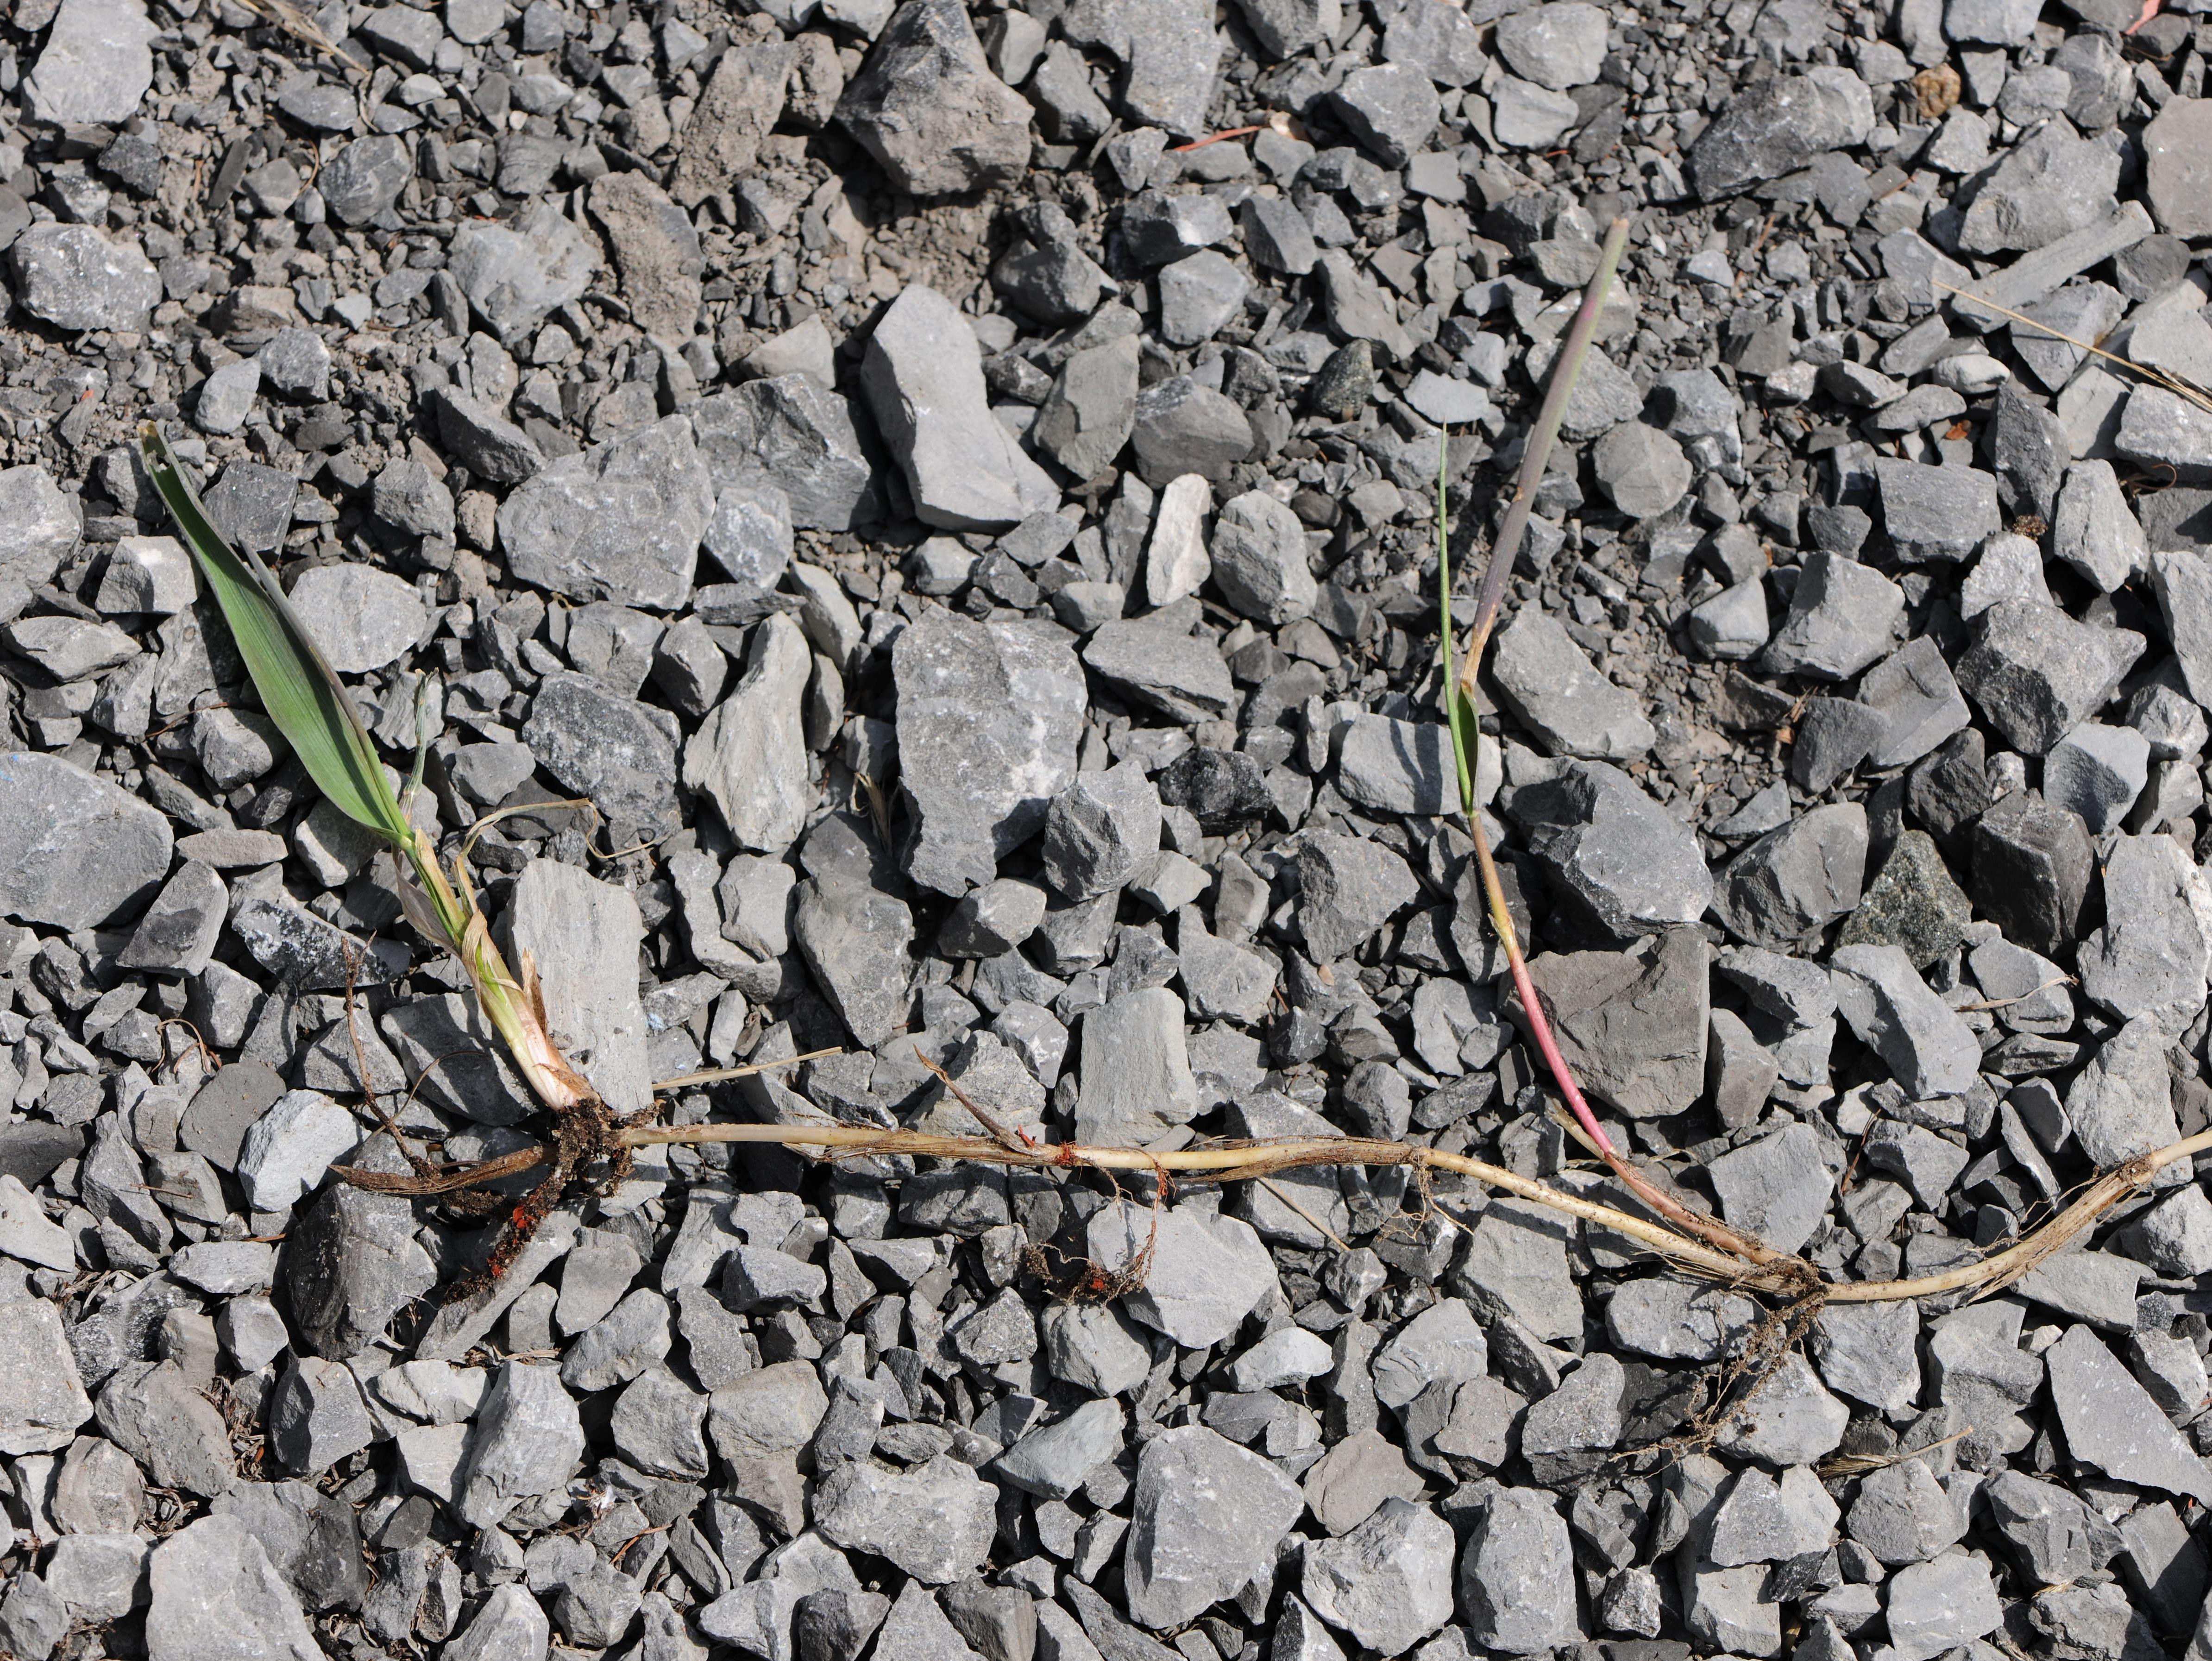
[333,1122,2212,1307]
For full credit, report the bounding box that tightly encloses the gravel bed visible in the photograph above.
[3,0,2212,1656]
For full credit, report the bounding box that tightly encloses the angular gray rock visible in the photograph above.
[1088,1199,1276,1348]
[496,415,714,611]
[446,204,597,341]
[1211,491,1318,625]
[865,285,1058,529]
[1459,1487,1578,1655]
[1510,761,1714,937]
[813,1454,997,1584]
[1718,802,1868,948]
[1081,617,1238,724]
[1297,832,1419,962]
[1527,928,1709,1120]
[497,858,652,1111]
[457,1361,585,1529]
[793,876,915,1049]
[1706,1122,1836,1256]
[1689,69,1875,198]
[144,1517,320,1661]
[1034,334,1140,480]
[837,0,1032,195]
[1124,1425,1303,1628]
[1830,942,1983,1096]
[693,375,878,533]
[2078,832,2212,1029]
[893,610,1086,896]
[683,613,813,855]
[1958,599,2143,755]
[1491,610,1656,759]
[0,1299,93,1454]
[1761,551,1905,680]
[10,226,161,330]
[1299,1499,1456,1655]
[1041,763,1162,901]
[23,0,156,123]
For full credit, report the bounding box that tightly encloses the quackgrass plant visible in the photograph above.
[140,293,2203,1316]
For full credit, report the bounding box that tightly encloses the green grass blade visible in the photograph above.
[1437,430,1477,814]
[140,422,412,848]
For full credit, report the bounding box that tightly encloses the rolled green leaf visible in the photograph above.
[139,422,413,849]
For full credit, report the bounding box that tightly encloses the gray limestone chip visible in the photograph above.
[2054,459,2147,591]
[995,1398,1125,1499]
[1812,1299,1922,1413]
[2080,828,2212,1024]
[447,205,597,340]
[0,1299,93,1454]
[319,135,412,225]
[1088,1199,1276,1348]
[1076,988,1200,1143]
[1042,763,1162,901]
[864,285,1057,530]
[497,858,651,1111]
[1210,490,1317,625]
[496,415,714,612]
[836,0,1032,195]
[23,0,155,122]
[1606,1279,1758,1361]
[1832,942,1981,1095]
[2068,1018,2184,1170]
[1593,423,1693,519]
[1450,1198,1580,1342]
[1034,334,1140,480]
[1760,551,1906,681]
[586,171,702,341]
[1715,1353,1848,1467]
[522,670,681,840]
[1883,1552,2003,1661]
[1296,831,1419,962]
[1856,637,1972,769]
[1299,1498,1456,1655]
[892,610,1086,896]
[793,878,916,1050]
[1060,0,1224,136]
[1335,715,1461,817]
[1525,927,1709,1120]
[694,375,878,533]
[682,613,813,855]
[1329,62,1440,167]
[143,1517,320,1661]
[1689,68,1874,198]
[1491,609,1657,759]
[1848,1457,1967,1566]
[0,465,82,593]
[1719,802,1868,948]
[1509,759,1715,937]
[1495,0,1608,86]
[457,1361,584,1529]
[10,225,160,331]
[1703,1464,1840,1565]
[2043,723,2150,835]
[2152,546,2212,714]
[813,1454,999,1584]
[1459,1487,1579,1655]
[1081,617,1237,724]
[1124,1425,1303,1628]
[1957,599,2144,755]
[1706,1122,1836,1256]
[0,752,171,931]
[1130,374,1255,487]
[1958,122,2118,256]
